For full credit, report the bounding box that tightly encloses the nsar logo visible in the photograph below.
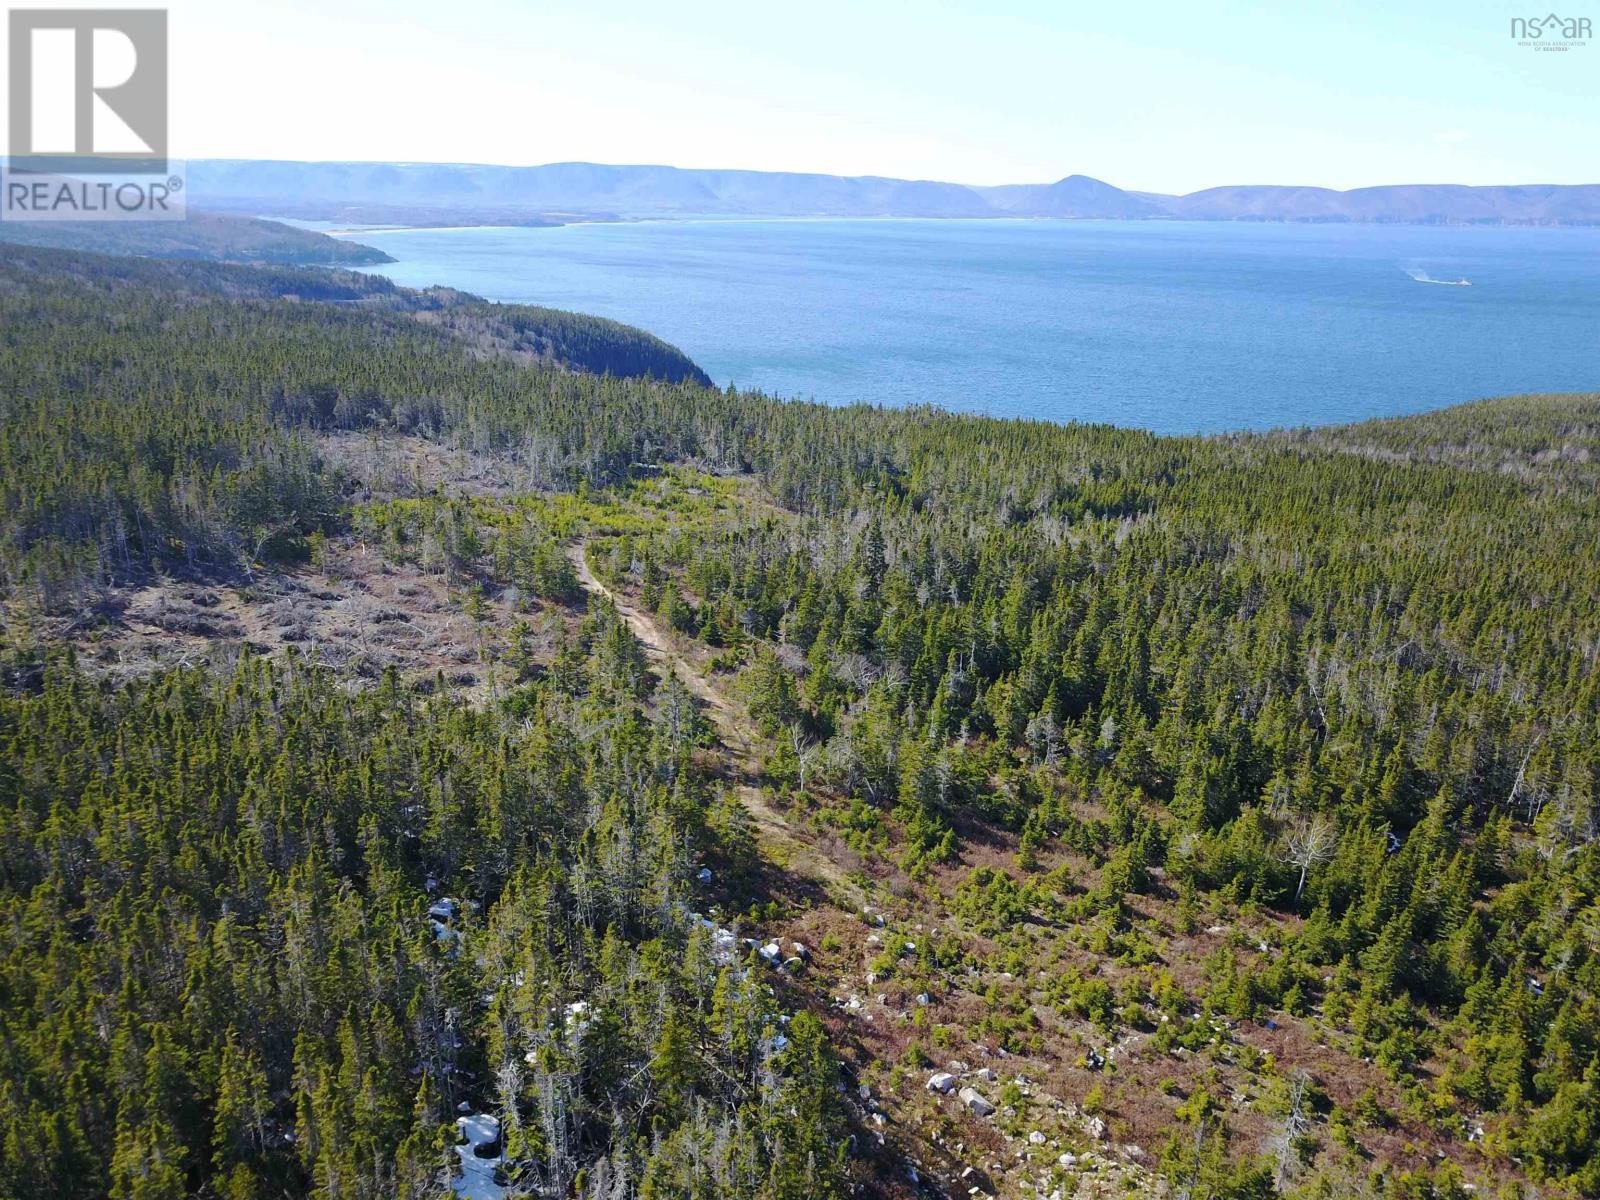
[1510,12,1592,50]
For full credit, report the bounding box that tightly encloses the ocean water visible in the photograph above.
[339,218,1600,434]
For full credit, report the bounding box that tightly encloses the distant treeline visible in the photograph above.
[0,211,395,266]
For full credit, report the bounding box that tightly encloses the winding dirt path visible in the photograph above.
[568,542,855,899]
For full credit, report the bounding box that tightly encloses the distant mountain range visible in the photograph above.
[185,160,1600,226]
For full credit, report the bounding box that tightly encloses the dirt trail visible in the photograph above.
[569,543,856,899]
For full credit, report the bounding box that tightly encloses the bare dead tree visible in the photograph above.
[494,1055,526,1161]
[1507,735,1543,823]
[790,725,822,792]
[1025,711,1062,766]
[536,1058,580,1197]
[1283,814,1338,904]
[825,736,864,796]
[1273,1069,1313,1192]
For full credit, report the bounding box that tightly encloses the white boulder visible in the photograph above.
[959,1087,996,1117]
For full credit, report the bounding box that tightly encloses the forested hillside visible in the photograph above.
[0,244,1595,1200]
[0,247,711,610]
[1283,393,1600,490]
[0,212,394,267]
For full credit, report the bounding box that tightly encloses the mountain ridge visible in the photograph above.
[185,158,1600,225]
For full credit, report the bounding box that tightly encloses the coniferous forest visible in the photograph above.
[0,243,1597,1200]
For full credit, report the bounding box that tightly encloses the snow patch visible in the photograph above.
[452,1112,505,1200]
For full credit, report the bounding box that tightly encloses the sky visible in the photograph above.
[3,0,1596,191]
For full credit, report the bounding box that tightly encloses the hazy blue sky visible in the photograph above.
[9,0,1597,189]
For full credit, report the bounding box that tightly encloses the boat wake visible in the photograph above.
[1404,265,1471,287]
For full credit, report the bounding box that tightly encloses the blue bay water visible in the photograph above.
[341,218,1600,434]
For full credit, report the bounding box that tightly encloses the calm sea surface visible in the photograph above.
[333,218,1600,434]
